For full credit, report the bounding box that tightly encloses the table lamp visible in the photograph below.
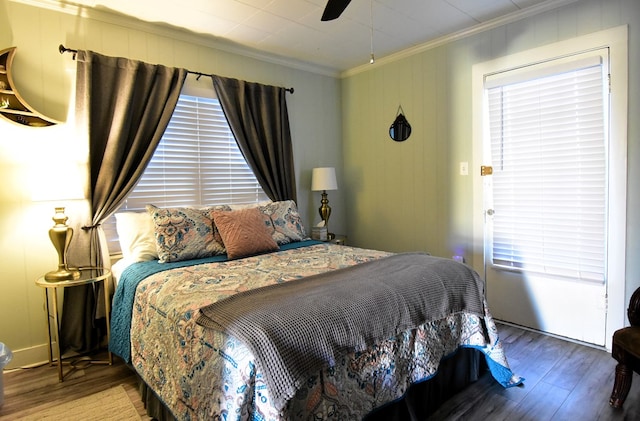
[44,207,80,281]
[311,167,338,240]
[31,162,85,281]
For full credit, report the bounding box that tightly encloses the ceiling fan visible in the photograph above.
[322,0,375,64]
[321,0,352,21]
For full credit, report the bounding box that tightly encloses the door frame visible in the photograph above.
[471,25,628,351]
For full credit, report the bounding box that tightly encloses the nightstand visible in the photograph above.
[329,234,347,246]
[35,267,112,381]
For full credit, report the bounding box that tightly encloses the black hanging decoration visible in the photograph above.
[389,105,411,142]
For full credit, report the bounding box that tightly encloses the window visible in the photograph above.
[486,53,608,282]
[105,87,268,254]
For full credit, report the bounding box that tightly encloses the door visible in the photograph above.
[472,26,628,350]
[481,50,610,345]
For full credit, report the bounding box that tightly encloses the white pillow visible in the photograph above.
[115,212,158,262]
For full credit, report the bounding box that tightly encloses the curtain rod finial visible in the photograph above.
[59,44,78,59]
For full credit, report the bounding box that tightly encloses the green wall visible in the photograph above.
[342,0,639,320]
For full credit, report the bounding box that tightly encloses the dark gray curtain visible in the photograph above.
[60,50,186,354]
[212,75,297,202]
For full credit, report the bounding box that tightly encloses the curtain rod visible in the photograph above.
[59,44,294,94]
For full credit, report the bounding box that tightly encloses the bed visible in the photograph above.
[109,200,522,420]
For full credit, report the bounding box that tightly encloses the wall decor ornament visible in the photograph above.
[389,105,411,142]
[0,46,60,126]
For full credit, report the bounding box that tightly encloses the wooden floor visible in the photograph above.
[0,350,150,420]
[1,323,639,420]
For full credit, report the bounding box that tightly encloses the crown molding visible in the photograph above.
[340,0,582,78]
[10,0,341,78]
[10,0,581,80]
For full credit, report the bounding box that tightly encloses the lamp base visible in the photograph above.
[44,267,80,282]
[46,207,80,282]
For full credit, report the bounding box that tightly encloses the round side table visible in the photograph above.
[35,267,112,381]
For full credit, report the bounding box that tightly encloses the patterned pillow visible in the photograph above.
[259,200,309,245]
[212,208,279,259]
[147,204,226,263]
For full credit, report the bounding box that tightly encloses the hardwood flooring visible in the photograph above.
[0,323,638,420]
[0,351,150,420]
[429,323,640,420]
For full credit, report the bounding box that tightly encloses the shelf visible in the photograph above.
[1,108,31,115]
[0,46,60,127]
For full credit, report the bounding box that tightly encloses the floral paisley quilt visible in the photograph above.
[113,241,522,420]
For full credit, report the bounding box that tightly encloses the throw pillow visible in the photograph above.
[213,208,279,259]
[147,204,225,263]
[259,200,309,245]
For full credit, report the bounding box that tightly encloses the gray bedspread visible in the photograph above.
[196,252,486,411]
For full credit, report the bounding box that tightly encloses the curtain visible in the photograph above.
[60,50,187,354]
[212,75,297,202]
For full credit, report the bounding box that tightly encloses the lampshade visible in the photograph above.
[311,167,338,191]
[30,162,85,202]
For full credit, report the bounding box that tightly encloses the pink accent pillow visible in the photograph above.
[213,208,279,259]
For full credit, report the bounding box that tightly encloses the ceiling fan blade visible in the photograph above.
[321,0,352,21]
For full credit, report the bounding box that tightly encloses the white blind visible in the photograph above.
[487,59,607,282]
[105,94,268,253]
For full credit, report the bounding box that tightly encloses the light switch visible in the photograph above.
[459,161,469,176]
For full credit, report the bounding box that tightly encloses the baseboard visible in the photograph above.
[3,342,55,371]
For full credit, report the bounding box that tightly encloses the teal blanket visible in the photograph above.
[109,240,322,362]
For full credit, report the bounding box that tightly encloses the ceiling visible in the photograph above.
[59,0,571,74]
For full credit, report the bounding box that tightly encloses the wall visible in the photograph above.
[0,0,343,368]
[342,0,639,322]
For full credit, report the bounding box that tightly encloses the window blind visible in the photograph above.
[104,94,268,253]
[487,58,607,282]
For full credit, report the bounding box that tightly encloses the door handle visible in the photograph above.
[486,209,495,216]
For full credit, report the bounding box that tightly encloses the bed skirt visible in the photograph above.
[137,347,484,421]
